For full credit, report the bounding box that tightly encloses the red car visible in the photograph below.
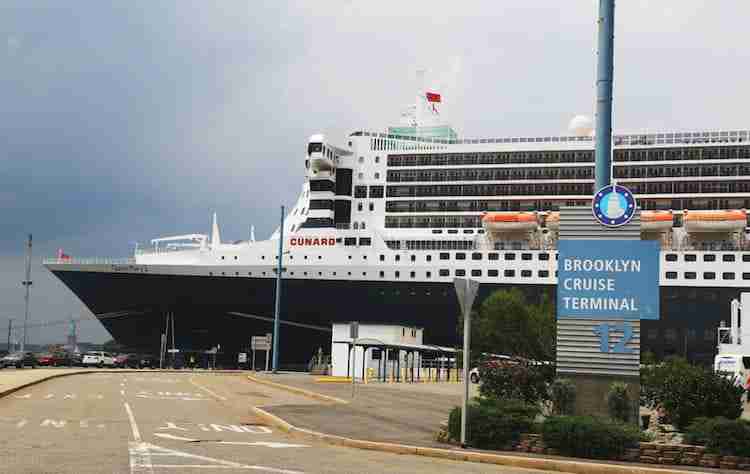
[37,352,74,367]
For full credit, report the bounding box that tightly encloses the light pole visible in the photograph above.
[20,234,32,353]
[454,278,479,448]
[271,205,285,373]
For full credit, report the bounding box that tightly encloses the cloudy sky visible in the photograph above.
[1,1,748,345]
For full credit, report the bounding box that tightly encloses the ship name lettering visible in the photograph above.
[289,237,335,246]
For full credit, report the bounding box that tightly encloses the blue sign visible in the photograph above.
[557,239,660,320]
[592,184,636,227]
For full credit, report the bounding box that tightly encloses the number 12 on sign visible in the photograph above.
[593,322,634,354]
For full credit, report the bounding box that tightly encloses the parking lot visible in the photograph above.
[0,370,562,473]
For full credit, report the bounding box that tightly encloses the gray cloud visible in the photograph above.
[1,0,749,343]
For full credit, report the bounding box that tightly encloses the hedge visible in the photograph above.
[541,416,639,460]
[448,398,539,449]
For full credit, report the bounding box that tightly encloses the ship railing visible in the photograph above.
[42,257,136,265]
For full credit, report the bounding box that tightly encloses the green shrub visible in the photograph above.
[541,416,639,460]
[607,382,632,423]
[448,398,539,449]
[685,417,750,456]
[684,417,727,446]
[549,378,576,416]
[478,359,554,404]
[640,357,745,429]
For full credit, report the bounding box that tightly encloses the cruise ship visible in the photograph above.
[45,93,750,367]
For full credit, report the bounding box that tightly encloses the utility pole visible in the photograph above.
[6,319,12,352]
[594,0,615,190]
[21,234,32,353]
[271,205,284,373]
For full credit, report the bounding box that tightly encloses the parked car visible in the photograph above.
[138,354,155,369]
[114,353,141,368]
[0,352,38,369]
[82,351,116,368]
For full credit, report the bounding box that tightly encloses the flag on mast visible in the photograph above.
[425,92,441,103]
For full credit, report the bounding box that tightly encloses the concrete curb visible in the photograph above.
[246,374,349,404]
[252,406,700,474]
[0,368,247,400]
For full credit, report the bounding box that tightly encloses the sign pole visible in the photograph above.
[271,205,284,373]
[350,322,358,398]
[454,278,479,448]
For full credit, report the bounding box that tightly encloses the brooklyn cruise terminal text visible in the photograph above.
[561,257,641,312]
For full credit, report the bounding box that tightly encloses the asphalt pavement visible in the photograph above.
[0,371,562,473]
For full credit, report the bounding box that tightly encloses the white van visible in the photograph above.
[82,351,116,368]
[714,354,750,389]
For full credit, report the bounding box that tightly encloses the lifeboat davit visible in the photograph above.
[545,212,560,231]
[482,212,538,232]
[684,210,747,233]
[641,211,673,232]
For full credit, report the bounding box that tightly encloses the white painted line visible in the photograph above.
[128,441,155,474]
[135,395,205,401]
[80,420,89,428]
[124,402,141,442]
[121,390,126,396]
[44,394,54,399]
[63,393,76,399]
[16,420,27,429]
[13,394,30,399]
[188,377,227,401]
[140,442,303,473]
[153,433,306,448]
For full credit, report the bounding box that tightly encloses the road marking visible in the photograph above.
[158,422,188,431]
[121,390,126,396]
[129,442,155,474]
[44,394,54,399]
[153,433,306,448]
[13,394,30,399]
[188,377,227,401]
[80,420,89,428]
[124,402,141,442]
[63,393,76,399]
[41,419,66,428]
[136,442,303,472]
[90,394,104,399]
[16,420,27,429]
[135,395,206,401]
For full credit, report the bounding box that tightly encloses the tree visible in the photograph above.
[466,288,555,362]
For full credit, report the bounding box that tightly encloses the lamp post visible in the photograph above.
[271,205,285,373]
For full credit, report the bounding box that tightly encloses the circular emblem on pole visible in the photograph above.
[592,184,637,227]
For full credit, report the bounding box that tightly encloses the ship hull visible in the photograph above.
[50,267,741,367]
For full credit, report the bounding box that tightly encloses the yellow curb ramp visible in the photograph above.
[252,406,698,474]
[246,374,349,404]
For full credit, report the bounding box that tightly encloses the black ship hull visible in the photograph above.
[52,269,738,367]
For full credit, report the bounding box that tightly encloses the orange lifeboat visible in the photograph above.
[684,210,747,233]
[545,212,560,231]
[482,212,538,232]
[641,211,673,232]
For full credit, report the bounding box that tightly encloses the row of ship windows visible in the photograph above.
[665,271,750,281]
[664,253,750,263]
[386,147,750,167]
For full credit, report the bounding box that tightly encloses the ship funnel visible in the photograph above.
[250,225,256,243]
[211,212,221,248]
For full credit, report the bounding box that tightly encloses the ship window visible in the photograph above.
[248,272,251,276]
[261,256,265,260]
[395,271,400,278]
[318,255,322,259]
[504,253,516,261]
[426,271,431,278]
[488,269,499,277]
[363,272,367,276]
[359,237,371,246]
[395,255,400,261]
[304,272,308,276]
[209,272,213,276]
[379,271,384,278]
[234,256,238,260]
[521,270,532,277]
[432,229,443,234]
[221,256,225,260]
[471,269,482,277]
[743,254,750,262]
[333,272,337,276]
[685,272,697,279]
[703,254,716,262]
[374,172,380,180]
[666,271,678,279]
[455,253,466,260]
[375,156,380,163]
[348,255,352,260]
[521,253,532,261]
[704,272,716,280]
[426,255,432,262]
[723,272,735,280]
[262,272,266,276]
[665,254,678,262]
[369,185,384,198]
[410,271,415,278]
[448,229,458,234]
[504,269,515,277]
[380,255,385,261]
[440,253,449,260]
[410,255,416,262]
[369,203,374,211]
[463,229,474,234]
[354,186,367,198]
[318,272,322,276]
[439,269,450,276]
[344,237,356,246]
[357,173,363,179]
[538,253,550,261]
[235,272,239,276]
[358,156,364,163]
[723,254,736,262]
[539,270,549,278]
[472,253,482,261]
[455,269,466,277]
[684,254,697,262]
[744,273,750,280]
[221,272,225,275]
[488,253,499,261]
[357,203,363,211]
